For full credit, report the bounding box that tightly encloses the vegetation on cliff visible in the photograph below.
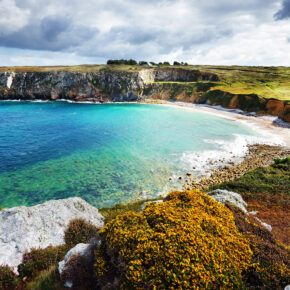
[210,157,290,245]
[95,190,252,289]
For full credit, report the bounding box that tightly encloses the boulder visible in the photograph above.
[207,189,248,213]
[0,197,104,271]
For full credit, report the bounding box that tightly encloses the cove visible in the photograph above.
[0,101,265,208]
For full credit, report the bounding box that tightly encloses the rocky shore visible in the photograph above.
[184,144,290,191]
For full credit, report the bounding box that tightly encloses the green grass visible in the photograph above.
[99,198,158,223]
[25,266,65,290]
[1,64,289,100]
[209,157,290,206]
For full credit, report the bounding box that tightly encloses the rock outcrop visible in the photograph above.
[0,68,289,123]
[208,189,248,213]
[0,197,104,270]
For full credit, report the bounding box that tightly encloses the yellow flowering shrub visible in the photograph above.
[96,190,253,289]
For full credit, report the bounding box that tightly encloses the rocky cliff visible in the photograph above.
[0,67,289,123]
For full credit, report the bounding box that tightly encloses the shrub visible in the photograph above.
[138,61,148,66]
[106,59,137,65]
[60,254,95,289]
[0,266,18,289]
[64,218,98,248]
[25,266,65,290]
[227,203,290,289]
[18,245,67,279]
[95,190,252,289]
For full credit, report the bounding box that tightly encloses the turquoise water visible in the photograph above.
[0,102,261,208]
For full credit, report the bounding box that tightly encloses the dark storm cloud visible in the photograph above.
[274,0,290,19]
[0,15,99,51]
[41,16,70,41]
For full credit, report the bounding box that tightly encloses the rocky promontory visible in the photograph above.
[0,66,289,123]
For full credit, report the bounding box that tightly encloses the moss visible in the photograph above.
[95,190,252,289]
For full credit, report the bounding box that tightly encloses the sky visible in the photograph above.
[0,0,289,66]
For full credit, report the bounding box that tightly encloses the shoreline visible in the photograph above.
[1,99,289,191]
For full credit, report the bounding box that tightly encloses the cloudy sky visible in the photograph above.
[0,0,289,66]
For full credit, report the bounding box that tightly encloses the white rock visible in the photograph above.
[0,197,104,271]
[140,200,163,211]
[59,243,91,275]
[255,217,272,232]
[207,189,248,213]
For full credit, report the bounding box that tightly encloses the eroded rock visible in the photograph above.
[0,197,104,270]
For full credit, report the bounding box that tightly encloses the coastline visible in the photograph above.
[1,99,289,189]
[153,100,290,189]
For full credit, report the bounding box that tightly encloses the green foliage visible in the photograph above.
[138,61,148,66]
[95,190,252,289]
[163,61,170,66]
[25,266,65,290]
[99,198,158,223]
[210,157,290,203]
[149,62,156,65]
[274,156,290,164]
[64,218,98,248]
[18,245,68,279]
[107,59,137,65]
[0,206,3,210]
[173,61,180,65]
[0,266,18,290]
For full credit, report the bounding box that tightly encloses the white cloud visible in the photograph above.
[0,0,30,35]
[0,0,289,65]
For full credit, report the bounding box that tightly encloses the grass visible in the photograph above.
[1,64,289,100]
[24,266,65,290]
[99,198,158,223]
[210,157,290,245]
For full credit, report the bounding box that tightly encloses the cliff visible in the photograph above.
[0,67,289,122]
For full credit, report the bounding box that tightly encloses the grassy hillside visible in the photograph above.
[1,64,289,100]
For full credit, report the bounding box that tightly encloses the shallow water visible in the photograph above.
[0,101,265,208]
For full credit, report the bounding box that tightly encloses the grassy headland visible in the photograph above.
[1,64,289,101]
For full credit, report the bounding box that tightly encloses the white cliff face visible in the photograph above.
[0,197,104,271]
[6,72,15,89]
[139,69,156,84]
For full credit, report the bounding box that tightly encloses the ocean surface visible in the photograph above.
[0,101,269,208]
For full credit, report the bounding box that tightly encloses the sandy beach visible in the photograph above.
[155,100,290,189]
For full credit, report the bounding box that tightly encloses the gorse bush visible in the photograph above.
[0,266,18,289]
[18,245,67,279]
[64,218,98,248]
[95,190,252,289]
